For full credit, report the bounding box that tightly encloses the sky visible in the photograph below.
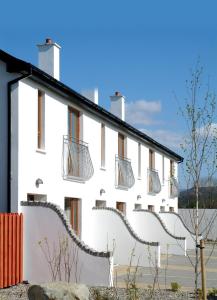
[1,0,217,185]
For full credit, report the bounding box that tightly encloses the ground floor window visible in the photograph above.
[116,202,126,215]
[148,205,155,212]
[27,194,47,201]
[160,206,165,212]
[134,204,142,210]
[65,198,81,237]
[95,200,106,208]
[169,206,175,212]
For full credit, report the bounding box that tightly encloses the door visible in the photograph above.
[65,198,81,236]
[118,133,125,158]
[68,107,80,177]
[116,202,126,214]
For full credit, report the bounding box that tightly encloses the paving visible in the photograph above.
[114,243,217,292]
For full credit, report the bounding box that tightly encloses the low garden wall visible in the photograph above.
[21,201,112,287]
[129,210,186,255]
[179,209,217,241]
[86,207,160,268]
[159,211,196,249]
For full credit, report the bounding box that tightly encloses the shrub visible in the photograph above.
[170,282,181,292]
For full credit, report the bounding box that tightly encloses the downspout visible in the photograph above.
[7,71,32,212]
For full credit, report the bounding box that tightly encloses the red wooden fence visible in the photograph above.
[0,213,23,288]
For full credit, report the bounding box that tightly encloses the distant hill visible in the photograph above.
[179,186,217,208]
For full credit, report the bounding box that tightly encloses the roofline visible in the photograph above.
[0,49,183,162]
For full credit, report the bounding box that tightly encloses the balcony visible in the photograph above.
[169,176,179,198]
[62,135,94,181]
[116,155,135,189]
[148,169,161,194]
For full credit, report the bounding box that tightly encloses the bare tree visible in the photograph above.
[178,62,217,297]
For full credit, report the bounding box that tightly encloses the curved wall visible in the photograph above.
[21,202,112,286]
[85,207,160,268]
[159,212,196,249]
[129,210,186,255]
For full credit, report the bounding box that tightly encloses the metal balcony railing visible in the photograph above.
[62,135,94,181]
[116,155,135,189]
[148,168,161,194]
[169,176,179,198]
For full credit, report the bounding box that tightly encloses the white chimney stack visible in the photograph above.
[81,88,99,105]
[37,38,61,80]
[110,91,125,121]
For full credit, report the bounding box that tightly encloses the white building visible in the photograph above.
[0,40,189,284]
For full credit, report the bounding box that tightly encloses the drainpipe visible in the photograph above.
[7,72,32,212]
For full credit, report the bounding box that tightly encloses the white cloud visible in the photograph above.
[126,99,161,126]
[140,128,183,150]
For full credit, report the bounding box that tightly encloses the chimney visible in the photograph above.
[81,88,99,105]
[110,91,125,121]
[37,38,61,80]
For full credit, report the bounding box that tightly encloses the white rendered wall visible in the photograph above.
[22,205,112,286]
[129,210,186,255]
[0,61,21,212]
[85,208,160,268]
[159,212,195,249]
[12,78,179,242]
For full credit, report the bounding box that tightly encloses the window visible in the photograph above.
[116,202,126,214]
[27,194,47,201]
[37,90,45,149]
[169,206,175,212]
[162,155,165,184]
[134,203,142,210]
[170,160,175,177]
[101,124,105,168]
[138,143,141,178]
[148,205,155,212]
[118,133,125,157]
[95,200,106,208]
[65,198,81,237]
[149,149,155,170]
[160,206,165,212]
[68,107,80,140]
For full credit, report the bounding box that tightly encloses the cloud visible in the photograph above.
[126,99,161,126]
[140,128,183,150]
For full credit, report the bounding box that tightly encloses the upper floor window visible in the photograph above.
[149,149,155,169]
[138,143,141,178]
[101,124,105,168]
[68,107,80,140]
[37,90,45,149]
[170,160,175,177]
[162,155,165,184]
[118,133,125,157]
[148,205,155,212]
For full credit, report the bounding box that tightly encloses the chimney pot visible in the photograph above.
[46,38,52,44]
[115,91,121,96]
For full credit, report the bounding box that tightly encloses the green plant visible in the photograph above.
[208,288,217,296]
[91,288,112,300]
[170,282,181,292]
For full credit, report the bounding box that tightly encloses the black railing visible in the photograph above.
[62,135,94,181]
[116,155,135,189]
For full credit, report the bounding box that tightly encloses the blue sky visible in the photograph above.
[1,1,217,160]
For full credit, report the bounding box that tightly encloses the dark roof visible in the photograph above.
[0,49,183,162]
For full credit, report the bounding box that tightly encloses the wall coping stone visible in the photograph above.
[21,201,111,258]
[93,206,159,246]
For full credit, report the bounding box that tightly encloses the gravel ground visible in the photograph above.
[0,284,195,300]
